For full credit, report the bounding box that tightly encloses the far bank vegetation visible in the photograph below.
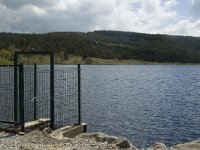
[1,31,200,64]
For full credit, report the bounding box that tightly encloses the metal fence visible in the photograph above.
[0,64,81,131]
[0,65,16,128]
[54,66,80,128]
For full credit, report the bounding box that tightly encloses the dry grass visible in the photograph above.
[61,56,162,65]
[0,55,190,65]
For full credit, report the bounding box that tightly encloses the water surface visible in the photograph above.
[81,65,200,148]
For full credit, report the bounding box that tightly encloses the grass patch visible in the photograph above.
[0,55,190,65]
[61,56,162,65]
[0,58,12,65]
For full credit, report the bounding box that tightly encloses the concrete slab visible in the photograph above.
[50,123,87,139]
[25,118,50,129]
[0,118,50,133]
[62,123,87,138]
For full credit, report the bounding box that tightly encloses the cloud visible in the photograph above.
[190,0,200,19]
[164,0,177,10]
[162,19,200,36]
[0,0,53,9]
[0,0,199,36]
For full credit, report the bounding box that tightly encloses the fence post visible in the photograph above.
[50,52,55,129]
[78,64,81,125]
[34,63,37,120]
[19,63,25,132]
[14,53,18,123]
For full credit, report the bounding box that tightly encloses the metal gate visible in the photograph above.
[0,51,81,132]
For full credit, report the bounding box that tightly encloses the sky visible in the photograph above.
[0,0,199,36]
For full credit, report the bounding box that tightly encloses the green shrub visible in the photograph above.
[0,49,11,59]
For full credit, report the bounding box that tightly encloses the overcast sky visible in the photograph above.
[0,0,199,36]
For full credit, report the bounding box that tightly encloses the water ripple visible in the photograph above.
[82,65,200,148]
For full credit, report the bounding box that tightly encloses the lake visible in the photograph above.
[81,65,200,148]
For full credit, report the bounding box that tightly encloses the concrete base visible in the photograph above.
[0,118,50,134]
[62,123,87,138]
[51,123,87,139]
[25,118,50,129]
[1,119,87,138]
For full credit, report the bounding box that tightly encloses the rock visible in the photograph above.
[78,132,121,143]
[77,132,138,149]
[170,140,200,150]
[18,132,25,136]
[116,139,133,148]
[42,127,52,135]
[147,143,168,150]
[91,143,96,147]
[96,134,119,144]
[20,146,30,150]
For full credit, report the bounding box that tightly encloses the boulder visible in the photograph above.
[77,132,138,149]
[116,139,133,148]
[145,143,168,150]
[170,140,200,150]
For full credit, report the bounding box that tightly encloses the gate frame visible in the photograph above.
[14,51,55,131]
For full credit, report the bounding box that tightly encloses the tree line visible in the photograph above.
[0,30,200,63]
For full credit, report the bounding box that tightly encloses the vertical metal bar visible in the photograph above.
[14,53,18,123]
[19,64,25,132]
[78,64,81,125]
[50,52,55,129]
[34,63,37,120]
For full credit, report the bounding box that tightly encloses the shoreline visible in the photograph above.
[45,56,200,65]
[0,130,199,150]
[2,56,200,65]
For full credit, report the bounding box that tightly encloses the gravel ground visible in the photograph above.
[0,130,137,150]
[0,130,200,150]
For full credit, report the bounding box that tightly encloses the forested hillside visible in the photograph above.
[0,31,200,63]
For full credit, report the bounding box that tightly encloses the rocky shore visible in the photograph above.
[0,130,199,150]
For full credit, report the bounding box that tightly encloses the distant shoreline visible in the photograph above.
[1,56,200,65]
